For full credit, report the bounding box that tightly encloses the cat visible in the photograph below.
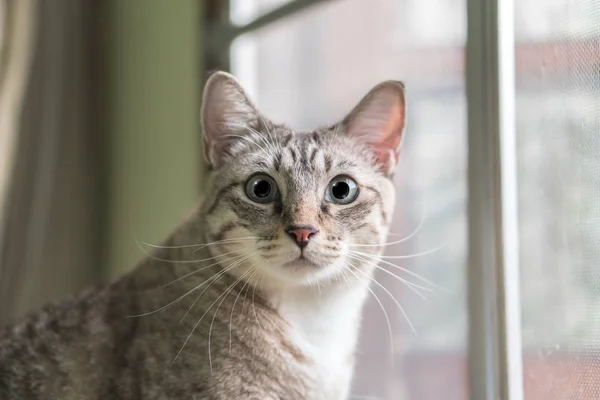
[0,71,406,400]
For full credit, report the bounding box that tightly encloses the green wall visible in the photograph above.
[106,1,203,276]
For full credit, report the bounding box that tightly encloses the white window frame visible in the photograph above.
[207,1,525,398]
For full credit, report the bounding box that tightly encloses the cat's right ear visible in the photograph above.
[201,71,261,168]
[340,80,407,176]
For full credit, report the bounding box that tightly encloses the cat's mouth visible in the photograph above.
[284,257,320,269]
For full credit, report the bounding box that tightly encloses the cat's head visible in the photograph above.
[200,72,406,287]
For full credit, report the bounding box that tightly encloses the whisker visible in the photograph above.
[349,201,427,248]
[208,267,255,372]
[128,255,247,318]
[351,243,446,259]
[191,237,262,253]
[140,250,241,265]
[346,254,430,298]
[173,266,254,366]
[240,269,256,316]
[340,270,352,290]
[157,253,247,289]
[136,239,244,264]
[137,236,259,250]
[345,261,394,365]
[220,121,277,155]
[350,253,450,294]
[353,267,417,335]
[217,120,281,162]
[251,272,267,339]
[233,121,279,157]
[218,132,266,153]
[179,254,254,323]
[257,115,283,154]
[229,269,255,354]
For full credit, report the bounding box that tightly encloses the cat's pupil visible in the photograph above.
[332,181,350,199]
[253,180,271,198]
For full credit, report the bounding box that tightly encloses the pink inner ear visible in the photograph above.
[378,110,404,151]
[372,139,401,175]
[348,92,405,173]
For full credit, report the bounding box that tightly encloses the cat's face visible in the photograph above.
[200,72,406,287]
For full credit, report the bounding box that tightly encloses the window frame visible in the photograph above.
[466,0,524,398]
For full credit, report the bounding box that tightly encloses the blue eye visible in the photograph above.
[245,174,279,203]
[325,175,359,205]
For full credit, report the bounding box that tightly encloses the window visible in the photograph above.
[208,0,600,398]
[516,0,600,398]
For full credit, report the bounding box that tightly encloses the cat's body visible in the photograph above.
[0,72,406,399]
[1,217,364,399]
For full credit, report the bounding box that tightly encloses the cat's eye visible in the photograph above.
[245,174,279,203]
[325,175,359,205]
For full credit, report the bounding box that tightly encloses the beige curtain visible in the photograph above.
[0,1,35,270]
[0,0,105,326]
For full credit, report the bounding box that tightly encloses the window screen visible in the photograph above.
[516,0,600,398]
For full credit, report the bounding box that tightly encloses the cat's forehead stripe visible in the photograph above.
[309,148,318,164]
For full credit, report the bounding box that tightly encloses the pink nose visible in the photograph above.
[286,225,318,249]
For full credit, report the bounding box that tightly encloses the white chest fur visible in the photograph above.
[273,281,370,399]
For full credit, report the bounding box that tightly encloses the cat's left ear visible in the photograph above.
[340,81,406,176]
[201,71,263,168]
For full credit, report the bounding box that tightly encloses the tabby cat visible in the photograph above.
[0,72,406,399]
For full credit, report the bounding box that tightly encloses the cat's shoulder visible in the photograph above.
[0,275,133,350]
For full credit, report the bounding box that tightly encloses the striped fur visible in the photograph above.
[0,72,406,399]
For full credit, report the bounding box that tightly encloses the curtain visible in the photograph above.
[0,0,105,326]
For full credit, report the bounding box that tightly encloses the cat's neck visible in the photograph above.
[262,276,371,366]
